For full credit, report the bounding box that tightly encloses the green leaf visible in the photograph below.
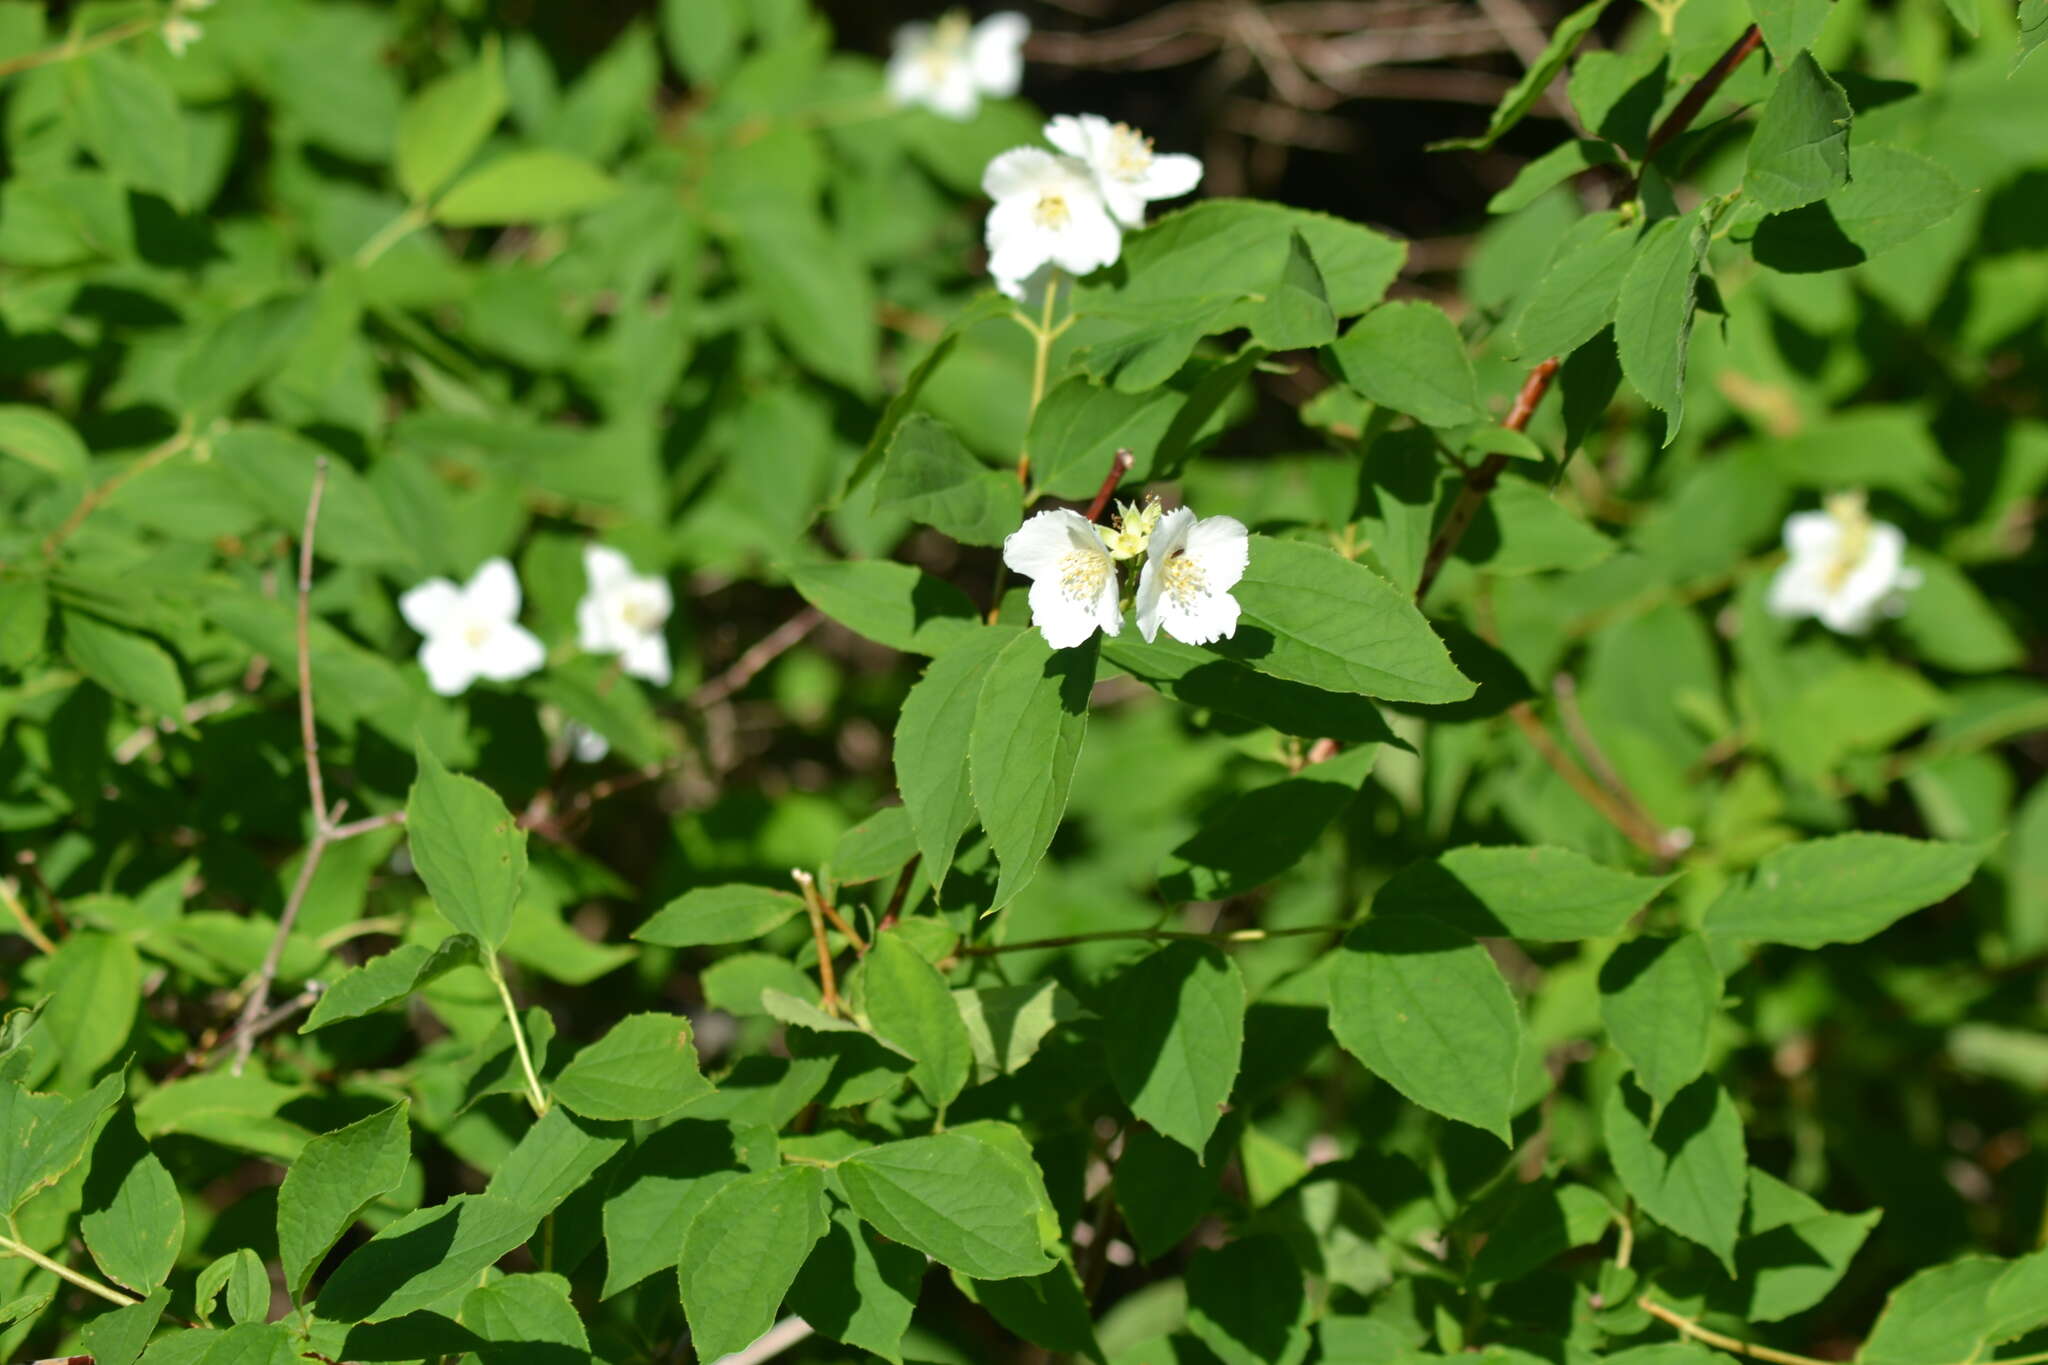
[1243,230,1337,351]
[875,414,1020,548]
[633,885,805,947]
[1569,47,1667,155]
[458,1273,589,1356]
[1703,833,1988,947]
[484,1104,629,1218]
[316,1193,538,1323]
[195,1249,266,1325]
[838,1132,1056,1280]
[1751,0,1838,58]
[1185,1235,1312,1365]
[841,294,1014,503]
[960,1260,1102,1360]
[434,149,620,225]
[1488,140,1622,215]
[678,1165,829,1358]
[212,427,416,571]
[0,406,88,483]
[62,612,186,720]
[552,1012,713,1121]
[3,1073,121,1216]
[1103,942,1246,1158]
[1101,637,1398,744]
[954,981,1084,1084]
[1431,0,1613,150]
[896,627,1019,893]
[0,578,50,668]
[1374,845,1673,940]
[1895,552,2024,673]
[1026,375,1183,501]
[66,52,188,209]
[397,47,507,203]
[302,936,480,1031]
[1220,536,1473,704]
[788,559,981,656]
[1604,1074,1746,1271]
[275,1102,411,1300]
[790,1196,926,1363]
[81,1107,183,1295]
[1751,145,1966,273]
[1722,1169,1880,1322]
[1859,1256,2009,1365]
[726,206,878,395]
[860,931,974,1113]
[175,293,319,416]
[1325,300,1485,428]
[80,1288,169,1365]
[1114,1126,1220,1261]
[969,630,1094,909]
[1471,1179,1615,1285]
[601,1118,769,1298]
[1508,210,1640,362]
[405,744,528,951]
[1160,744,1377,901]
[1744,51,1851,213]
[2022,0,2048,68]
[1600,935,1721,1108]
[1941,0,1980,35]
[43,930,142,1090]
[1330,917,1523,1142]
[830,806,918,885]
[1614,211,1708,443]
[662,0,747,83]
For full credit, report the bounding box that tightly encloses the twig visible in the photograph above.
[877,855,920,933]
[1414,358,1560,602]
[690,608,824,708]
[1084,449,1138,523]
[793,870,840,1014]
[0,1230,137,1308]
[328,810,407,842]
[0,16,153,80]
[1505,703,1669,860]
[488,961,551,1116]
[1636,1296,1830,1365]
[165,985,322,1079]
[710,1317,815,1365]
[113,689,242,763]
[800,874,867,956]
[1553,671,1665,838]
[957,923,1350,957]
[14,851,67,937]
[42,422,195,557]
[1016,278,1063,485]
[1627,25,1764,195]
[0,878,55,955]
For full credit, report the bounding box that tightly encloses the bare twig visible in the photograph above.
[166,984,322,1079]
[1636,1296,1830,1365]
[793,870,840,1014]
[113,689,242,763]
[1553,671,1661,833]
[1504,702,1671,860]
[1414,358,1561,602]
[956,923,1349,958]
[0,878,55,955]
[42,422,195,557]
[710,1317,815,1365]
[690,608,824,709]
[1084,449,1137,523]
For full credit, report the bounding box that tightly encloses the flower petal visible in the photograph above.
[465,557,523,624]
[419,635,481,696]
[1140,152,1204,202]
[1052,194,1122,276]
[1027,574,1104,649]
[969,11,1029,95]
[983,145,1057,200]
[398,579,462,638]
[1186,513,1250,590]
[1043,113,1102,161]
[1782,510,1837,559]
[475,623,546,683]
[577,594,614,654]
[1004,508,1091,578]
[1161,585,1240,646]
[623,632,673,686]
[583,544,633,593]
[1134,556,1164,643]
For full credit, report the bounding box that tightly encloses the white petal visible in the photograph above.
[1134,558,1164,644]
[1187,514,1250,590]
[1161,586,1240,646]
[1833,523,1908,628]
[1148,507,1196,560]
[994,271,1029,301]
[1027,574,1105,649]
[583,544,633,594]
[987,223,1055,287]
[1005,508,1093,578]
[465,557,523,624]
[1043,113,1100,161]
[623,633,672,686]
[1102,181,1151,228]
[970,11,1029,95]
[1765,561,1825,620]
[1782,511,1837,559]
[1051,195,1122,276]
[1817,593,1878,635]
[926,68,980,120]
[419,636,482,696]
[983,145,1058,200]
[398,579,462,637]
[885,45,930,106]
[570,724,611,764]
[577,594,614,654]
[1139,152,1204,202]
[475,623,546,682]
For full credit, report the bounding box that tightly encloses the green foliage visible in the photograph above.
[1,0,2044,1361]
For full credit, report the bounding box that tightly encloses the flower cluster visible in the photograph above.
[1003,500,1248,650]
[983,114,1203,299]
[886,10,1028,121]
[398,546,673,700]
[162,0,213,57]
[1766,490,1921,635]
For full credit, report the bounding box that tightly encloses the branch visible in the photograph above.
[1636,1296,1831,1365]
[0,878,55,956]
[42,423,195,558]
[1628,24,1764,195]
[1084,449,1137,523]
[1414,357,1560,602]
[956,923,1350,958]
[794,870,840,1014]
[709,1317,815,1365]
[690,607,824,709]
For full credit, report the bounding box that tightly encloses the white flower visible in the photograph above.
[577,545,673,686]
[398,558,546,697]
[161,16,202,56]
[1136,507,1249,646]
[1003,508,1124,649]
[1045,114,1203,227]
[566,722,611,764]
[984,147,1122,299]
[887,10,1028,120]
[1767,490,1921,635]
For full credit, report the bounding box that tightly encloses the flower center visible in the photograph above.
[921,11,970,76]
[620,597,662,633]
[463,621,492,650]
[1058,548,1110,602]
[1106,123,1154,180]
[1162,547,1206,607]
[1821,490,1871,594]
[1033,193,1072,230]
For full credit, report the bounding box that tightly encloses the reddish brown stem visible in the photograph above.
[1634,25,1764,186]
[1414,358,1559,602]
[1084,448,1137,523]
[878,854,920,933]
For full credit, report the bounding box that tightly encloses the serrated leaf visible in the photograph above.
[1103,942,1246,1158]
[953,981,1084,1084]
[1604,1074,1746,1272]
[1330,916,1523,1142]
[1615,211,1708,442]
[875,414,1020,547]
[1185,1235,1312,1365]
[276,1101,411,1299]
[65,51,188,209]
[1488,140,1622,215]
[1325,300,1485,428]
[788,559,981,656]
[81,1107,183,1295]
[1219,536,1473,703]
[43,931,142,1091]
[1751,0,1837,58]
[969,630,1093,909]
[1026,374,1183,501]
[80,1287,168,1365]
[1471,1180,1615,1285]
[406,744,527,951]
[552,1012,713,1121]
[458,1273,588,1355]
[1703,833,1987,946]
[860,931,973,1113]
[303,936,479,1031]
[194,1248,266,1326]
[677,1165,828,1359]
[1858,1256,2008,1365]
[314,1193,538,1323]
[789,1198,926,1363]
[896,626,1020,895]
[1751,144,1966,272]
[1102,636,1398,744]
[1432,0,1613,150]
[1721,1169,1879,1322]
[633,885,805,947]
[1744,51,1851,213]
[62,612,186,720]
[1508,210,1640,362]
[1600,935,1720,1107]
[1244,230,1337,350]
[601,1118,768,1298]
[1160,743,1377,901]
[1373,845,1672,940]
[838,1132,1055,1280]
